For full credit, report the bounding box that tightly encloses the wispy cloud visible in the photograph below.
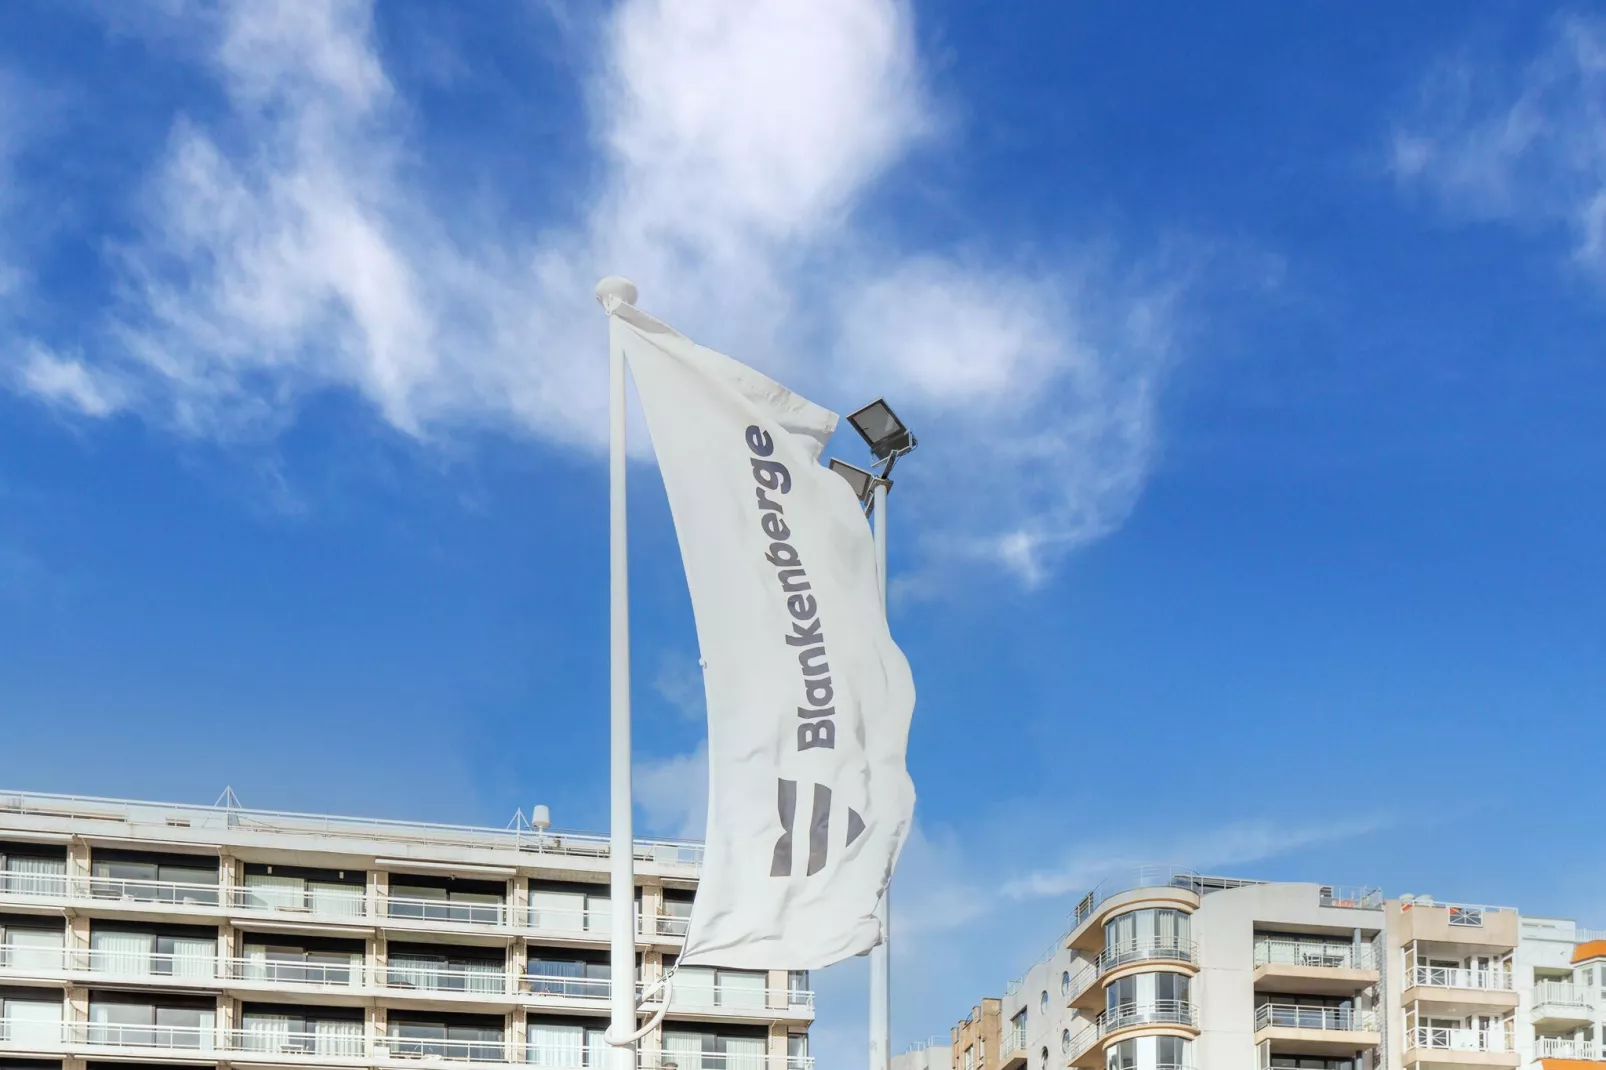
[1392,15,1606,279]
[633,741,707,841]
[4,0,1180,583]
[650,651,705,721]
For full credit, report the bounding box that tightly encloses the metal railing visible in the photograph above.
[1255,1004,1377,1032]
[1400,898,1517,927]
[381,963,507,995]
[1537,1037,1598,1060]
[379,1036,507,1062]
[1064,959,1098,1001]
[1099,1000,1197,1036]
[0,944,72,974]
[649,913,691,938]
[1532,981,1595,1011]
[83,1021,216,1049]
[85,948,220,981]
[638,1056,812,1070]
[229,1028,368,1058]
[1319,886,1384,909]
[523,973,611,1000]
[1409,1026,1513,1053]
[0,788,704,867]
[1407,965,1513,991]
[1001,1022,1027,1054]
[1254,937,1376,970]
[225,957,366,987]
[385,895,505,927]
[231,885,368,918]
[1100,939,1197,973]
[0,873,221,907]
[1071,866,1202,927]
[525,1044,607,1067]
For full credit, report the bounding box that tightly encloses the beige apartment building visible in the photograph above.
[911,867,1602,1070]
[0,789,813,1070]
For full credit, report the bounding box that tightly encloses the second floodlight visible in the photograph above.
[847,398,915,461]
[829,459,877,505]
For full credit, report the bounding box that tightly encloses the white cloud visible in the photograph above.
[10,0,1176,581]
[634,742,707,840]
[1392,15,1606,279]
[18,346,126,417]
[651,651,706,721]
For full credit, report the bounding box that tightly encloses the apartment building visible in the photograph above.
[0,789,813,1070]
[921,867,1598,1070]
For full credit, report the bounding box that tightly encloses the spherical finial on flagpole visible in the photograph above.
[594,276,637,310]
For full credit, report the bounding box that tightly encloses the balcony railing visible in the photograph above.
[1071,866,1203,927]
[84,1022,216,1050]
[385,896,505,927]
[86,948,219,981]
[1537,1037,1599,1060]
[231,885,368,918]
[1099,1000,1197,1036]
[230,1028,367,1058]
[1319,886,1383,909]
[1254,938,1376,970]
[523,973,611,1000]
[382,963,507,995]
[380,1036,507,1062]
[1100,939,1196,974]
[1255,1004,1378,1032]
[1409,1027,1513,1053]
[1533,982,1595,1011]
[526,1044,607,1067]
[648,913,691,939]
[1408,965,1513,991]
[226,957,366,988]
[0,873,221,908]
[1001,1022,1027,1053]
[638,1056,812,1070]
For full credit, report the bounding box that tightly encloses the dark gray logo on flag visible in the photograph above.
[770,778,866,877]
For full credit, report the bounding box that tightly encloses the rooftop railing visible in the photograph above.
[1401,898,1518,927]
[1255,1004,1377,1033]
[1071,867,1203,927]
[1408,964,1513,991]
[0,788,704,867]
[1254,937,1376,970]
[1319,886,1383,909]
[1100,939,1196,974]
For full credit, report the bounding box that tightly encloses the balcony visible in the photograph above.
[1395,900,1520,950]
[382,962,508,998]
[1099,1000,1198,1039]
[999,1022,1028,1070]
[1531,983,1596,1029]
[0,873,221,912]
[1100,939,1198,977]
[1254,1004,1381,1057]
[637,1056,813,1070]
[1537,1037,1600,1062]
[1253,938,1378,996]
[1404,965,1519,1012]
[385,895,506,929]
[523,973,611,1001]
[1405,1025,1516,1064]
[225,957,367,989]
[231,884,368,919]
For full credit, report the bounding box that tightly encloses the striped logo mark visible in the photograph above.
[770,778,866,878]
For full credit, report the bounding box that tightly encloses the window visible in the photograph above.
[963,1044,974,1070]
[1040,1046,1049,1068]
[1585,968,1596,986]
[389,881,503,925]
[662,1029,768,1069]
[529,882,611,934]
[90,929,216,980]
[389,947,504,994]
[527,954,610,999]
[527,1022,605,1066]
[88,998,215,1048]
[242,942,361,986]
[90,854,218,904]
[1156,1036,1189,1068]
[239,1010,363,1056]
[387,1017,503,1062]
[0,846,67,897]
[0,996,62,1047]
[1106,1039,1136,1070]
[787,970,810,1005]
[674,966,768,1010]
[1061,969,1071,995]
[241,868,364,917]
[1040,989,1049,1013]
[1104,908,1190,962]
[788,1033,810,1070]
[1,923,65,971]
[1061,1029,1072,1054]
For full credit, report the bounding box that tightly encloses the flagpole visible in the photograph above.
[600,276,638,1070]
[869,479,891,1070]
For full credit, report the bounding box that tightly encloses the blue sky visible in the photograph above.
[3,0,1606,1063]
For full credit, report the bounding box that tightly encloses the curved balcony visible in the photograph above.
[1099,939,1198,977]
[1097,1000,1198,1039]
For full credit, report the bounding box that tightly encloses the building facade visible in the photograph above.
[916,867,1602,1070]
[0,789,813,1070]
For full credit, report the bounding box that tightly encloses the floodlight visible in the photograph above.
[829,459,876,504]
[846,398,915,461]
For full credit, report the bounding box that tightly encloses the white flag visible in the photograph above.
[604,295,916,970]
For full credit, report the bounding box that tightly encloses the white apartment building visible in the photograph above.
[917,868,1602,1070]
[0,789,813,1070]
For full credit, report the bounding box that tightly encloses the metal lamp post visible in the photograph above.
[830,397,917,1070]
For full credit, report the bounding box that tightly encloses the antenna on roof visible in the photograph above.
[215,786,243,810]
[506,808,531,831]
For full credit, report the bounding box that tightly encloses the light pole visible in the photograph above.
[830,398,917,1070]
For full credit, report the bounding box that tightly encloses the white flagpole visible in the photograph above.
[869,479,891,1070]
[601,276,639,1070]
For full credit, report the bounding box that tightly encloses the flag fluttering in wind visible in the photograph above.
[601,292,916,971]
